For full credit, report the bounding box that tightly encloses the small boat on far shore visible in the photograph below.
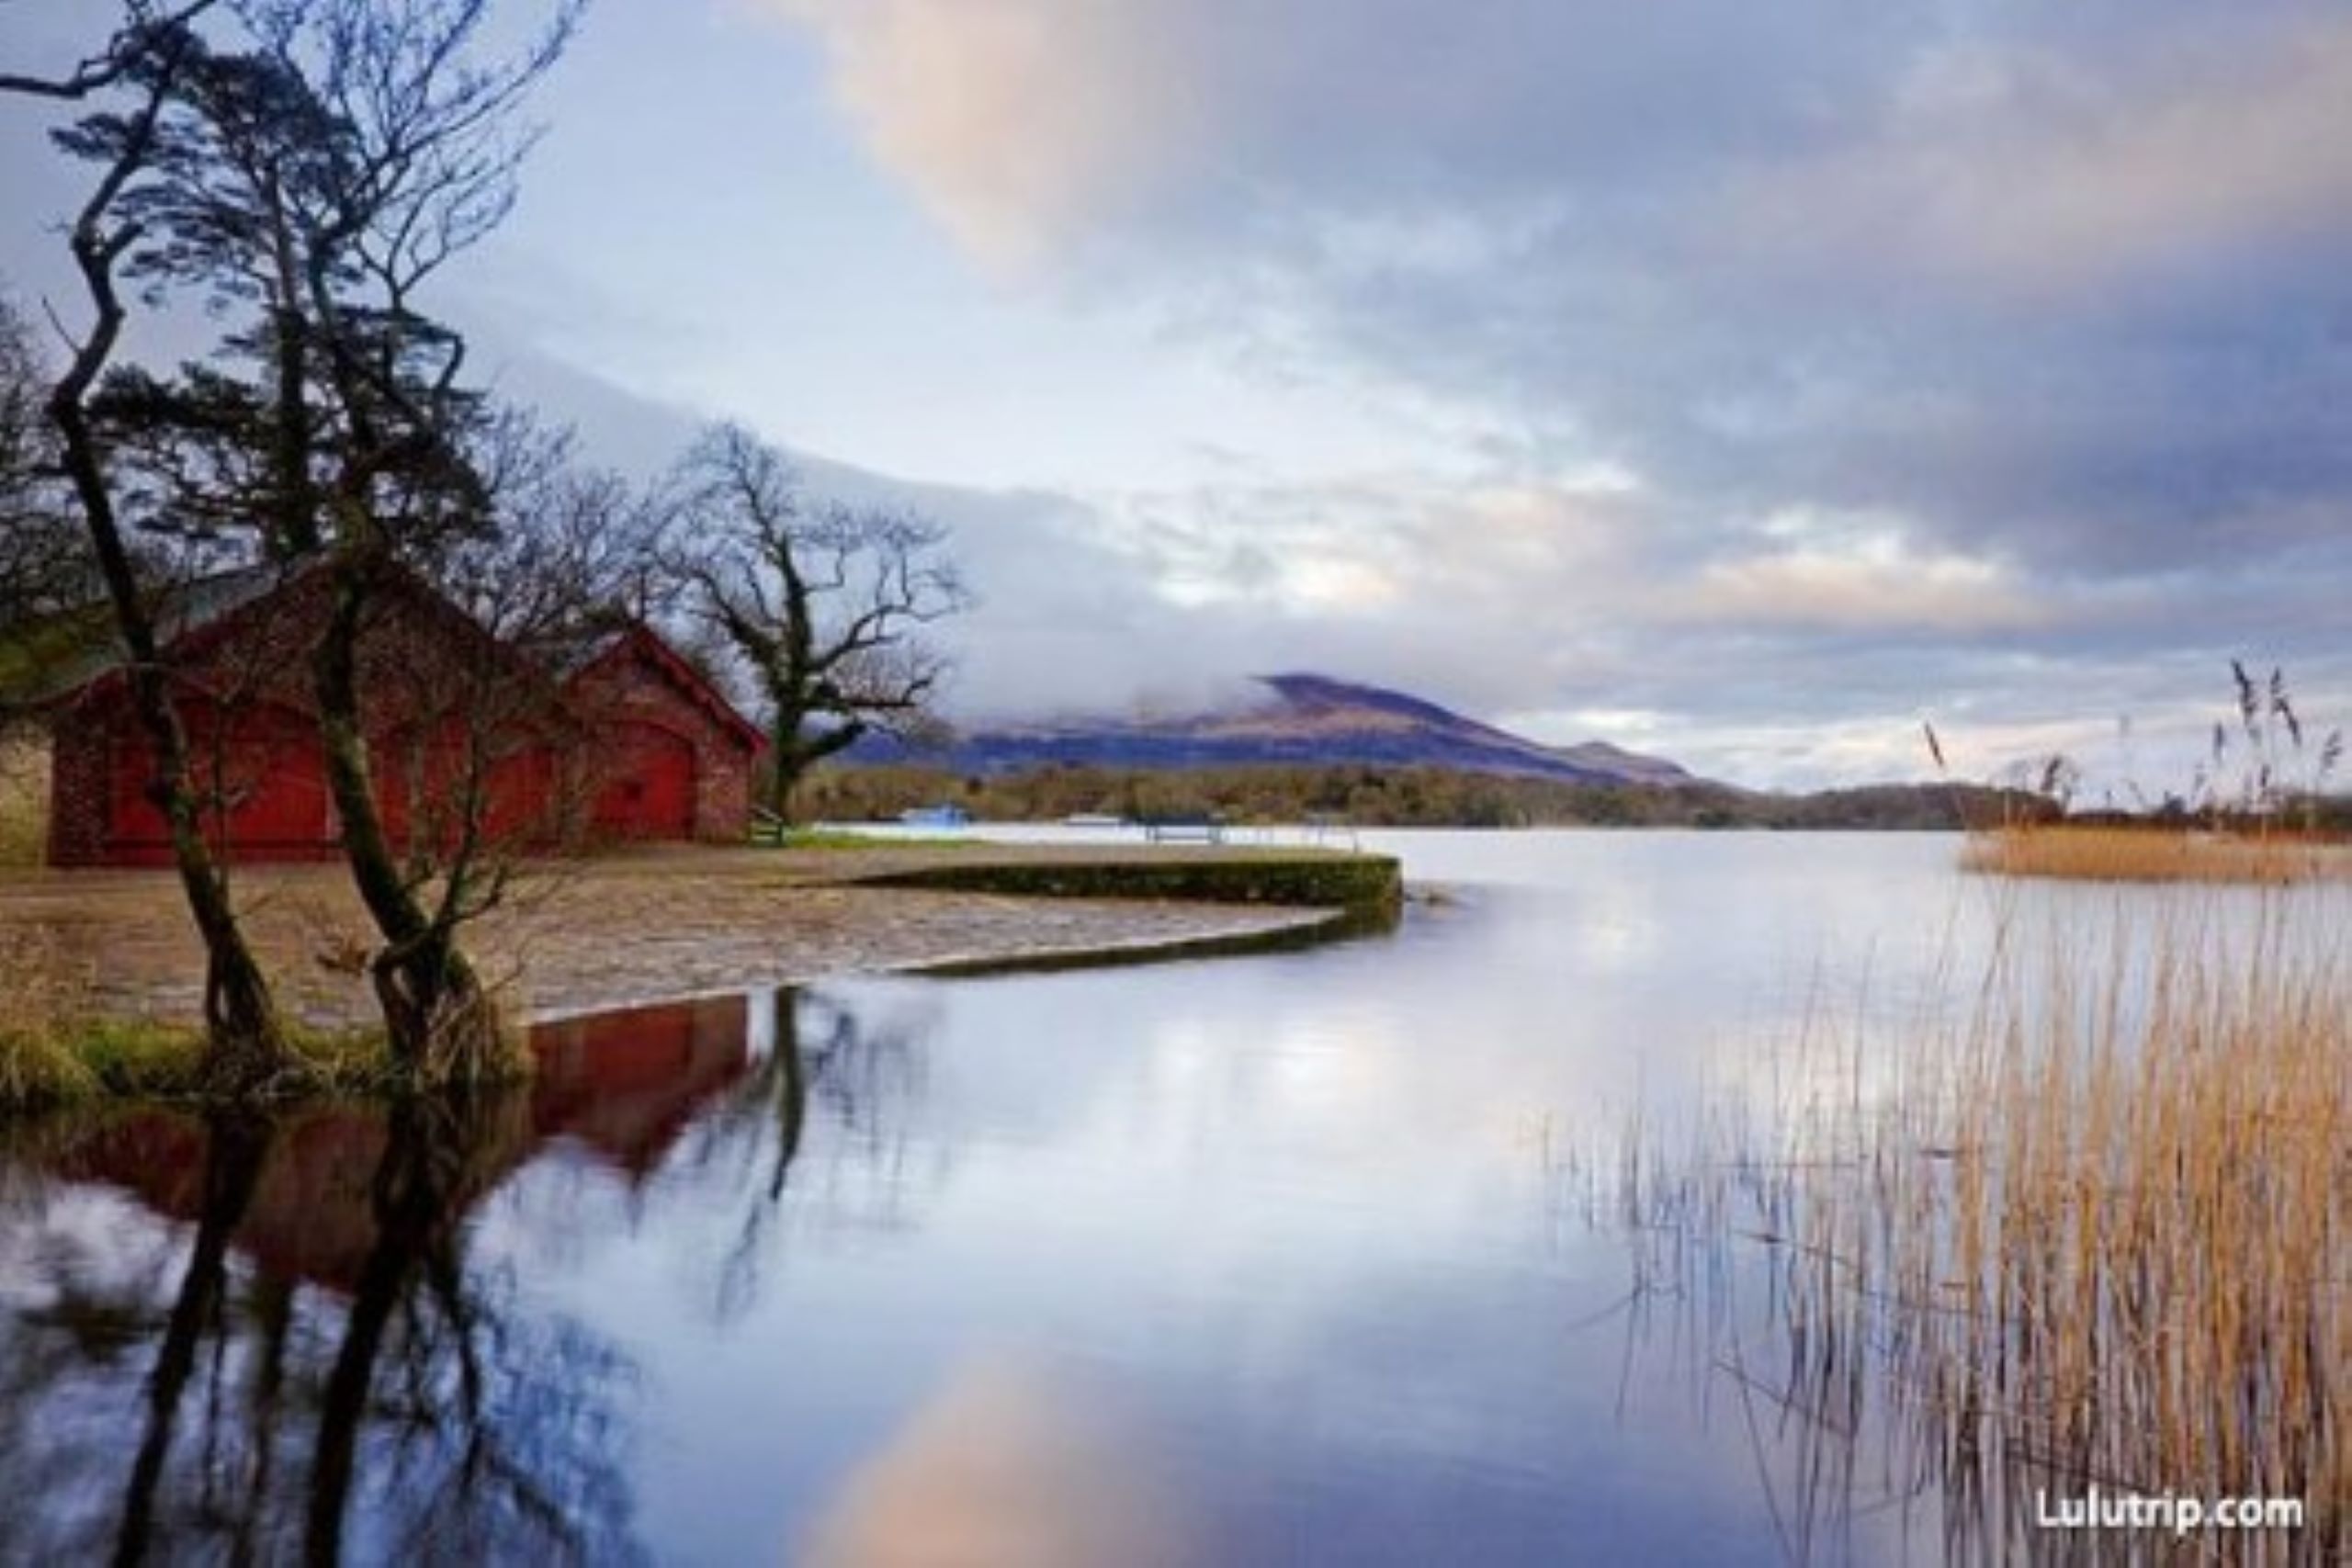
[898,805,972,828]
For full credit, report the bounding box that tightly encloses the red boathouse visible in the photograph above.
[2,563,762,868]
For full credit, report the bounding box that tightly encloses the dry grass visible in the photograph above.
[0,921,386,1109]
[0,928,226,1107]
[1593,886,2349,1558]
[0,928,98,1106]
[1964,824,2351,885]
[0,729,47,868]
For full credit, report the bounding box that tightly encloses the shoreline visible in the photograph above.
[520,907,1363,1026]
[1,844,1400,1045]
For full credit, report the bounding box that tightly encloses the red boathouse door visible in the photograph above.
[593,721,697,840]
[105,701,334,863]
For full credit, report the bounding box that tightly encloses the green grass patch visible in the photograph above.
[0,1019,406,1112]
[67,1019,211,1098]
[0,1028,101,1108]
[857,852,1405,915]
[762,828,979,852]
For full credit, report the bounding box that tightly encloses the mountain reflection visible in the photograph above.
[0,987,926,1565]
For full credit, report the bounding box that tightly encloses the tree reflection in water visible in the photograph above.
[0,986,935,1564]
[0,1094,639,1564]
[300,1089,639,1566]
[114,1111,272,1568]
[675,987,935,1322]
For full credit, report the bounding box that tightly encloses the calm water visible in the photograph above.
[0,832,2194,1563]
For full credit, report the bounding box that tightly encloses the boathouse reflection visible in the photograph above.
[0,987,927,1563]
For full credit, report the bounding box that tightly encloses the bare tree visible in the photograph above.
[360,423,665,920]
[59,0,587,1080]
[1,9,300,1089]
[12,0,591,1081]
[0,1,225,101]
[269,2,581,1081]
[670,424,971,820]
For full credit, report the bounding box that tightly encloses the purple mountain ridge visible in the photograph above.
[854,673,1700,787]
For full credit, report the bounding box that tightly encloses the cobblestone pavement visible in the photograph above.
[0,846,1330,1030]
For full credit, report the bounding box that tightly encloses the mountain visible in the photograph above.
[857,673,1701,787]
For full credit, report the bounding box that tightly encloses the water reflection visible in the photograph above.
[1,1090,637,1565]
[802,1353,1185,1568]
[5,836,2228,1565]
[666,988,934,1319]
[0,989,921,1564]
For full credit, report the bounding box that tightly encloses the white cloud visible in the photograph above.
[1678,527,2043,635]
[603,0,2352,782]
[765,0,1203,268]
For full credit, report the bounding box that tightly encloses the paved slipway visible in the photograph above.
[0,847,1339,1032]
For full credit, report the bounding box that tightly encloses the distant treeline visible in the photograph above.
[800,762,2067,830]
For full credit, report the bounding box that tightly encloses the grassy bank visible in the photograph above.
[1,1013,392,1108]
[853,849,1406,918]
[1589,886,2348,1553]
[0,927,404,1110]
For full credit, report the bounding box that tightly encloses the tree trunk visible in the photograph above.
[765,727,806,824]
[34,63,301,1098]
[764,704,864,825]
[184,856,298,1093]
[51,352,297,1098]
[311,550,518,1086]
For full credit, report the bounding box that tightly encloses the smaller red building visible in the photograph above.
[5,563,762,868]
[567,625,768,845]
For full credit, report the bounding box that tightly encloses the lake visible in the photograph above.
[0,831,2294,1563]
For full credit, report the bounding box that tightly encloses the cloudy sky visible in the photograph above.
[5,0,2349,791]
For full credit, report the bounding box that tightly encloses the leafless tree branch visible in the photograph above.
[663,423,973,819]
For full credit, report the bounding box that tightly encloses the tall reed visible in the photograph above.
[1962,826,2349,886]
[1591,885,2348,1560]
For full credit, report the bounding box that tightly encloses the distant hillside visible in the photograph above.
[806,760,2048,832]
[857,673,1701,786]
